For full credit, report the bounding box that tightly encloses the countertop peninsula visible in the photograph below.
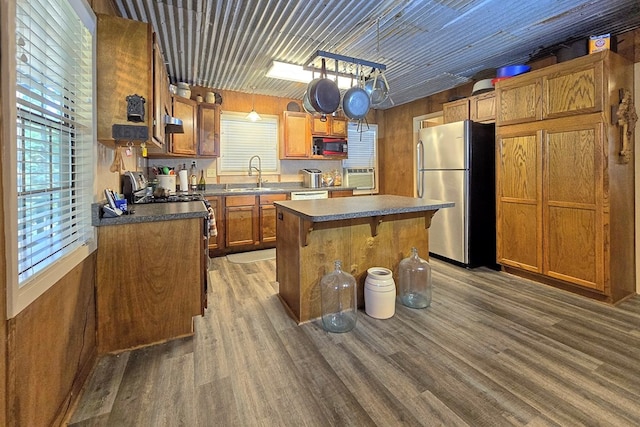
[92,200,208,226]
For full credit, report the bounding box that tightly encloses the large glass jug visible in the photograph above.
[398,247,432,308]
[320,260,357,333]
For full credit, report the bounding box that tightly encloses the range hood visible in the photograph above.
[164,115,184,134]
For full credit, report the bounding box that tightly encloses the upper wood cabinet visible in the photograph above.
[469,92,496,123]
[311,115,347,137]
[169,96,198,156]
[495,50,635,303]
[442,98,470,123]
[282,111,311,159]
[152,34,171,150]
[198,103,220,157]
[96,14,166,148]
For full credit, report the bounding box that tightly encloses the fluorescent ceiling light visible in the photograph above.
[266,61,353,90]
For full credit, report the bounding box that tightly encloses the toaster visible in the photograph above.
[302,168,322,188]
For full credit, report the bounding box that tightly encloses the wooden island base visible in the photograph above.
[276,207,437,324]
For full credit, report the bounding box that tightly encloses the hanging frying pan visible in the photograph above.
[306,59,340,114]
[302,92,316,114]
[342,65,370,120]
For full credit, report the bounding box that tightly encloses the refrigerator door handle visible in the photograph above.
[416,140,424,198]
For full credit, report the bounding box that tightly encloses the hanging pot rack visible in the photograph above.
[303,50,386,80]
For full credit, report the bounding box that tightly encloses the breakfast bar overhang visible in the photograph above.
[274,195,453,324]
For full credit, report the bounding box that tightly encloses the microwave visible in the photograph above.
[313,137,347,157]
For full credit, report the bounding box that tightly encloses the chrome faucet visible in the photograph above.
[248,155,262,188]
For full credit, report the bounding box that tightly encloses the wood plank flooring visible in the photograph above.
[68,256,640,426]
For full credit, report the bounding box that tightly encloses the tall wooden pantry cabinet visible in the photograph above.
[494,50,635,303]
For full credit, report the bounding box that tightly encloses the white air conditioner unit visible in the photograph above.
[344,167,375,189]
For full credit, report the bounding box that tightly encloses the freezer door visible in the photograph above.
[419,121,468,170]
[423,169,468,264]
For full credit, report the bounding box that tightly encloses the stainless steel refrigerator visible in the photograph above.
[416,120,496,267]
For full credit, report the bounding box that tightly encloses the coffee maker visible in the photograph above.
[122,171,149,203]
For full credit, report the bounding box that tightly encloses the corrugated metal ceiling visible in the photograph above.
[115,0,640,109]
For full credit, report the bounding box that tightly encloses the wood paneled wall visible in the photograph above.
[7,255,98,426]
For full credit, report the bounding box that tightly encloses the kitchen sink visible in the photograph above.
[223,187,285,193]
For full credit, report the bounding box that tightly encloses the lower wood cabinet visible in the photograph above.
[330,190,353,198]
[225,195,258,247]
[222,193,288,251]
[96,218,204,353]
[259,193,287,242]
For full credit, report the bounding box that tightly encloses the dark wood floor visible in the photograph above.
[68,256,640,426]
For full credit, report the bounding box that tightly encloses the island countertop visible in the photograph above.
[273,194,454,222]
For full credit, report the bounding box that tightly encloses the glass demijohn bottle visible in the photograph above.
[398,247,432,308]
[320,260,357,333]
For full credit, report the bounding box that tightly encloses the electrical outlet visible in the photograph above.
[206,168,216,178]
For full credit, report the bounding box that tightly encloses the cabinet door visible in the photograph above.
[469,92,496,123]
[199,104,220,157]
[496,77,542,126]
[260,205,277,243]
[543,121,604,291]
[152,36,169,149]
[311,116,329,135]
[259,193,286,243]
[171,96,197,155]
[282,112,310,158]
[225,195,258,247]
[442,98,469,123]
[331,117,347,137]
[496,130,542,272]
[96,14,152,145]
[543,59,603,119]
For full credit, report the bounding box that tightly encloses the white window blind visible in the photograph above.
[344,123,377,168]
[14,0,95,285]
[219,113,278,173]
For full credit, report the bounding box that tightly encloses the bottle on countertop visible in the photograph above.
[189,162,197,191]
[198,170,206,191]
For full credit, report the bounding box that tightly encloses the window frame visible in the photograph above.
[216,111,280,176]
[2,0,97,318]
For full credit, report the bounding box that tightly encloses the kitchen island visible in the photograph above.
[93,201,209,353]
[274,195,453,323]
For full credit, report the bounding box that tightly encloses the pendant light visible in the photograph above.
[246,86,261,121]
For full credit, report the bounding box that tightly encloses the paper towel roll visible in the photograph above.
[178,170,188,191]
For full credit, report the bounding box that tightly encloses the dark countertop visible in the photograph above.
[273,195,454,222]
[91,185,366,226]
[92,201,208,227]
[201,185,357,197]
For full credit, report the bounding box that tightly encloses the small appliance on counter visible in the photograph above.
[122,171,148,203]
[302,168,322,188]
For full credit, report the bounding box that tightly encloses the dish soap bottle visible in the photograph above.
[320,260,357,333]
[398,247,432,308]
[189,162,197,191]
